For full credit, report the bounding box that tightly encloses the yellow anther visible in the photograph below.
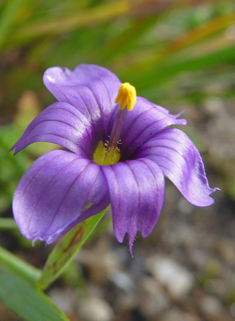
[115,82,136,111]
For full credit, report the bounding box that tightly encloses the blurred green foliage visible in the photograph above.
[1,0,235,214]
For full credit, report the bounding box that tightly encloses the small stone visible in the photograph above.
[77,297,113,321]
[203,97,224,116]
[190,249,208,269]
[78,248,119,283]
[116,292,138,311]
[109,270,135,292]
[205,279,226,296]
[230,303,235,317]
[49,288,76,314]
[204,258,223,279]
[161,308,200,321]
[200,295,223,317]
[165,223,197,248]
[218,239,235,265]
[147,255,194,298]
[139,277,170,316]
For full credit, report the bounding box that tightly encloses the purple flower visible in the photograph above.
[11,64,217,255]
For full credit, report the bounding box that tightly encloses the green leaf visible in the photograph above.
[0,264,70,321]
[121,43,235,91]
[9,0,132,44]
[37,208,107,290]
[0,0,30,48]
[0,246,40,287]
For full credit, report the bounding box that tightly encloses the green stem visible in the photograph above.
[0,218,18,230]
[0,246,41,287]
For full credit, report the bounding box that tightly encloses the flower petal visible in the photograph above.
[43,64,122,138]
[102,158,165,256]
[136,128,217,206]
[10,102,93,157]
[13,150,109,244]
[116,97,187,158]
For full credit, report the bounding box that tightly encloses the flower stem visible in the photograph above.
[0,218,18,230]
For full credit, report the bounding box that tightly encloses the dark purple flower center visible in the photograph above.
[93,82,136,165]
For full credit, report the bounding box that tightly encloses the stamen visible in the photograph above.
[93,141,121,165]
[115,82,136,111]
[93,82,137,165]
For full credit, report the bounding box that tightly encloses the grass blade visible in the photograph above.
[0,263,69,321]
[37,208,107,290]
